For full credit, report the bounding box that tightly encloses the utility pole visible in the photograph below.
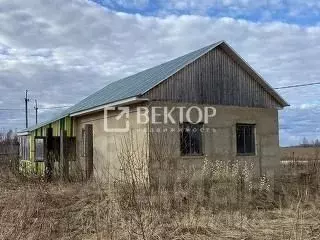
[25,90,30,128]
[34,99,38,125]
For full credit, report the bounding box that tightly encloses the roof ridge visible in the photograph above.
[68,40,223,113]
[19,41,224,133]
[19,40,289,133]
[140,41,224,95]
[68,40,224,114]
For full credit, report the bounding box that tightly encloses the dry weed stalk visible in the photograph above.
[0,130,319,239]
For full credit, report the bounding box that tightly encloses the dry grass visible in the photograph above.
[281,146,320,162]
[2,132,320,239]
[0,162,319,240]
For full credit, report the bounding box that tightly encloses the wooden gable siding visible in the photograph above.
[143,46,281,108]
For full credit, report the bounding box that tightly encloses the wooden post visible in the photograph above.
[45,128,53,181]
[85,124,93,179]
[60,129,69,181]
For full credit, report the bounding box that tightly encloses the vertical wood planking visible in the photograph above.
[143,46,281,109]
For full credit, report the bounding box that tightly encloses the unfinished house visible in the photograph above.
[17,40,288,182]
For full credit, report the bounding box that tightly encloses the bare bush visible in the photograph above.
[0,131,319,239]
[0,161,319,240]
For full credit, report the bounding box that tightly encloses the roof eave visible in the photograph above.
[70,96,149,117]
[17,131,29,136]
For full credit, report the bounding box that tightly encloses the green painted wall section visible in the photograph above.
[65,117,72,137]
[52,120,60,136]
[21,116,74,176]
[30,116,74,147]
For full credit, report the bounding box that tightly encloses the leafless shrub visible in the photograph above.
[278,159,320,206]
[0,131,319,239]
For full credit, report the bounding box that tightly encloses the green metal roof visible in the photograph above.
[66,41,223,114]
[21,41,222,132]
[19,40,288,133]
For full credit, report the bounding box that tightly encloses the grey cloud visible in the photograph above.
[0,0,319,146]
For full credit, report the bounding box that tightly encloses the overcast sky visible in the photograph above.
[0,0,320,146]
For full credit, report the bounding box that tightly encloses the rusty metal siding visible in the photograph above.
[143,46,281,109]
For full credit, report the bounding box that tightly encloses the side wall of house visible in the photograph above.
[75,107,149,182]
[148,102,280,184]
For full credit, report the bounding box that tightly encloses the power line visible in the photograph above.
[1,81,320,112]
[39,106,71,109]
[0,106,71,111]
[274,81,320,89]
[0,108,26,111]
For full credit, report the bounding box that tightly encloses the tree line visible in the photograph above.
[299,137,320,147]
[0,130,18,145]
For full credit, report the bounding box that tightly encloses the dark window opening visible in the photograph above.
[35,137,46,162]
[51,137,60,162]
[236,124,255,155]
[180,122,203,156]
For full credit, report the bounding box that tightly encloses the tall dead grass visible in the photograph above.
[1,133,320,239]
[0,161,319,240]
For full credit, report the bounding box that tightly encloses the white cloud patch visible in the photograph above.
[290,103,320,110]
[0,0,319,145]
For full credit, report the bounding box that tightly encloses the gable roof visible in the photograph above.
[20,40,288,133]
[66,41,224,115]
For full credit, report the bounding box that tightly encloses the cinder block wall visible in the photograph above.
[148,101,280,183]
[75,101,280,185]
[75,107,149,183]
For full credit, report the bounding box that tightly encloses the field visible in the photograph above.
[281,147,320,162]
[0,159,319,240]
